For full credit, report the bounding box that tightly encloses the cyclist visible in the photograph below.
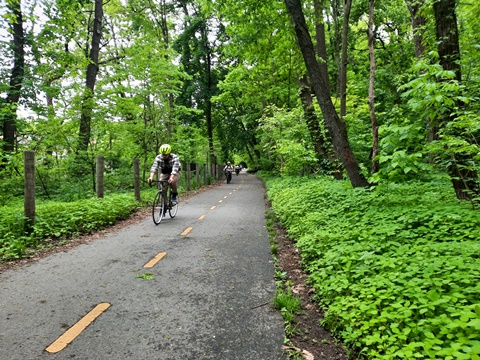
[148,144,181,203]
[223,161,234,184]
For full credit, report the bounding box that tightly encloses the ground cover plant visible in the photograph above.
[263,174,480,359]
[0,187,158,261]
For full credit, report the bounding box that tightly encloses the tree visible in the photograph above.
[283,0,369,188]
[339,0,352,118]
[432,0,478,199]
[174,1,228,166]
[77,0,104,154]
[1,0,25,162]
[368,0,379,174]
[405,0,426,58]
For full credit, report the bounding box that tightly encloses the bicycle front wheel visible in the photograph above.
[169,199,178,218]
[152,191,166,225]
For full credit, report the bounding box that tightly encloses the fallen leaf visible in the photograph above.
[281,345,314,360]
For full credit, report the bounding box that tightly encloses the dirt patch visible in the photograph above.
[275,222,349,359]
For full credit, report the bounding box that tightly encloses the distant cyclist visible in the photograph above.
[223,161,234,184]
[148,144,181,203]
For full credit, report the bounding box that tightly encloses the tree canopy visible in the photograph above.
[1,0,480,197]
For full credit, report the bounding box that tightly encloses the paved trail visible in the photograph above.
[0,172,286,360]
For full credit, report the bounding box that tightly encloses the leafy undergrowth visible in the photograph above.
[263,174,480,359]
[0,190,155,261]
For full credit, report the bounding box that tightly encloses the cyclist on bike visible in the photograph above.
[148,144,181,203]
[223,161,234,184]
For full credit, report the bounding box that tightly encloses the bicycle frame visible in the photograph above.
[149,179,178,225]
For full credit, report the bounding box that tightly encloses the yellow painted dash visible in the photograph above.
[181,227,193,236]
[224,196,228,199]
[210,206,216,210]
[198,215,206,220]
[45,302,111,354]
[144,252,167,268]
[218,200,223,203]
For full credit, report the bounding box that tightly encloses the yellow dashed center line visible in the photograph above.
[181,227,193,236]
[45,302,111,354]
[218,200,223,203]
[144,252,167,268]
[224,196,228,199]
[198,215,206,220]
[210,206,216,210]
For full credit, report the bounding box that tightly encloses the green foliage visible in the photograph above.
[136,272,154,280]
[258,106,318,175]
[373,60,480,186]
[274,287,302,337]
[264,175,480,359]
[0,193,140,260]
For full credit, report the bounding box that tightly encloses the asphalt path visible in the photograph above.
[0,172,287,360]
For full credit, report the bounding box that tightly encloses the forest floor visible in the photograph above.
[274,220,350,359]
[1,180,350,360]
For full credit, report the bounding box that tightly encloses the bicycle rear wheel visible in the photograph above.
[152,191,166,225]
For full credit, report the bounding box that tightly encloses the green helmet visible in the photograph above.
[159,144,172,154]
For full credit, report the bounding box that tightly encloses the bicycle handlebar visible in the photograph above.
[145,179,170,187]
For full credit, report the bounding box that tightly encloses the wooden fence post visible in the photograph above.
[203,164,207,185]
[186,162,191,191]
[218,164,223,179]
[96,155,104,198]
[24,151,35,234]
[133,158,140,201]
[196,163,200,187]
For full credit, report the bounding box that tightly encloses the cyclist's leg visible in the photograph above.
[169,172,181,202]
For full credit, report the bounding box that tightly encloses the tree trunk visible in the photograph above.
[433,0,477,200]
[313,0,330,98]
[284,0,369,188]
[152,0,175,137]
[405,0,426,58]
[339,0,352,118]
[298,75,341,173]
[433,0,461,81]
[331,0,342,98]
[298,75,327,159]
[202,26,216,166]
[78,0,103,153]
[368,0,379,174]
[2,0,25,159]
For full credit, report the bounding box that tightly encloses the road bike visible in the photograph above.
[149,179,178,225]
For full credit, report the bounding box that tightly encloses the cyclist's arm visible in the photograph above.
[148,155,162,182]
[171,154,181,175]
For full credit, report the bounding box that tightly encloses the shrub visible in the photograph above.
[264,175,480,359]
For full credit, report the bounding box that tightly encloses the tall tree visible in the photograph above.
[2,0,25,160]
[313,0,330,97]
[368,0,379,174]
[433,0,477,199]
[405,0,426,58]
[283,0,369,187]
[339,0,352,118]
[174,2,224,165]
[78,0,104,153]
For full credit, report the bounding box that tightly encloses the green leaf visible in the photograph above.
[427,290,441,302]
